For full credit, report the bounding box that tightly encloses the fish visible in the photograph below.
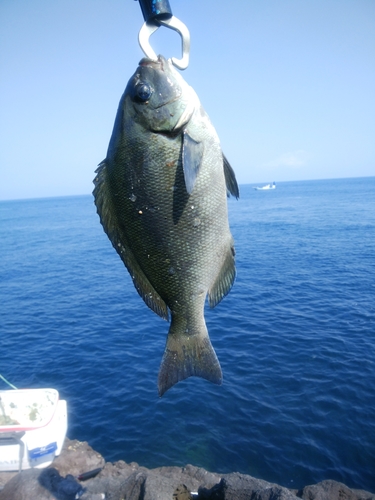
[93,55,239,396]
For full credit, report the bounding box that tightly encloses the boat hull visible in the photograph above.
[0,389,68,471]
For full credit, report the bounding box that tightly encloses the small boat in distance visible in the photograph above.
[254,182,276,191]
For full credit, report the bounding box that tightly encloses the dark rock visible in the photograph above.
[150,464,221,493]
[251,485,298,500]
[173,484,194,500]
[351,490,375,500]
[221,472,279,499]
[110,471,147,500]
[198,480,223,499]
[198,473,297,500]
[297,480,375,500]
[0,468,55,500]
[52,439,105,478]
[0,439,374,500]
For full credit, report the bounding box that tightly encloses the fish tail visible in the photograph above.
[157,317,222,397]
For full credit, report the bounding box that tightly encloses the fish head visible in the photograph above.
[124,56,196,133]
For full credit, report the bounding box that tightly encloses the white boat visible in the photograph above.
[254,182,276,190]
[0,388,67,471]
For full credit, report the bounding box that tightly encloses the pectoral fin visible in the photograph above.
[182,130,204,195]
[223,153,240,199]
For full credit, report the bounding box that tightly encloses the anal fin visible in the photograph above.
[208,244,236,308]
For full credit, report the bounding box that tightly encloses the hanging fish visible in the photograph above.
[93,55,239,396]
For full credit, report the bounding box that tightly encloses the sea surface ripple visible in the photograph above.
[1,177,374,491]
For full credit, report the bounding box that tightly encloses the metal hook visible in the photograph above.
[138,16,190,70]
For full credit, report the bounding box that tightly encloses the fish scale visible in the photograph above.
[94,55,238,396]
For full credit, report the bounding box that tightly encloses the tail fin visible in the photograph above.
[157,324,222,397]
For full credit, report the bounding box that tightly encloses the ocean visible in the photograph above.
[1,177,374,492]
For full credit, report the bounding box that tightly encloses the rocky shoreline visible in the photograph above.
[0,438,374,500]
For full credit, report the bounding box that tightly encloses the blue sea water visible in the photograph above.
[1,177,375,492]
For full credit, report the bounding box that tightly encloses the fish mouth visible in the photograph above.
[153,93,181,110]
[139,55,168,70]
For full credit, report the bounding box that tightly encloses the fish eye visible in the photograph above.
[135,82,152,102]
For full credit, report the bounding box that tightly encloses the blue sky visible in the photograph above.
[0,0,374,200]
